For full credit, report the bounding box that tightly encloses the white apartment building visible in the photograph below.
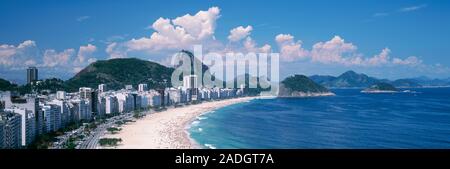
[98,84,106,93]
[4,107,36,146]
[56,91,66,100]
[47,99,70,128]
[40,104,61,133]
[138,84,148,92]
[0,111,22,149]
[115,92,134,113]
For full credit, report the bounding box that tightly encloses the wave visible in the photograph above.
[197,116,208,120]
[204,143,216,149]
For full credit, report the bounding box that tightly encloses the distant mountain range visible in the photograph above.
[1,56,449,95]
[310,70,450,88]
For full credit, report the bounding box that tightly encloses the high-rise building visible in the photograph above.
[1,92,41,139]
[56,91,66,100]
[48,99,69,128]
[138,84,148,92]
[26,67,38,84]
[183,75,199,101]
[98,84,106,93]
[79,87,92,100]
[41,104,61,133]
[0,111,22,149]
[125,85,133,90]
[4,107,36,146]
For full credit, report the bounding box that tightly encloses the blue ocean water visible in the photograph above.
[189,88,450,149]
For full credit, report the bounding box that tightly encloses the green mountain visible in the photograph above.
[279,75,331,97]
[17,78,67,94]
[363,82,398,92]
[65,58,174,92]
[310,70,379,88]
[0,78,18,91]
[330,71,379,88]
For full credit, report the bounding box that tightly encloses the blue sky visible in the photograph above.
[1,0,450,83]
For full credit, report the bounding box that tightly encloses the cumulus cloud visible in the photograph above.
[275,34,309,61]
[43,49,76,67]
[277,35,424,67]
[393,56,422,66]
[125,7,220,54]
[106,42,127,59]
[310,36,358,64]
[228,25,253,42]
[0,40,37,66]
[76,44,97,64]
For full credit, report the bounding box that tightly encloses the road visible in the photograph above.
[78,113,134,149]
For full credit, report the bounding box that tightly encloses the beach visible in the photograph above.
[104,97,256,149]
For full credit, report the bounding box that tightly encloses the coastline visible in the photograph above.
[103,96,257,149]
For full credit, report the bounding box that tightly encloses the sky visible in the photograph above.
[1,0,450,84]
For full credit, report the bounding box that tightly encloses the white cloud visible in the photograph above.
[43,49,75,67]
[243,37,272,53]
[106,42,127,59]
[399,4,427,12]
[0,40,37,66]
[76,44,97,64]
[77,16,90,22]
[125,7,220,54]
[275,34,309,61]
[228,25,253,42]
[366,48,391,65]
[393,56,422,66]
[310,36,358,64]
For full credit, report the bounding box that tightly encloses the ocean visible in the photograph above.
[189,88,450,149]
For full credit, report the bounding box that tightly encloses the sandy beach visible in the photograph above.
[104,97,256,149]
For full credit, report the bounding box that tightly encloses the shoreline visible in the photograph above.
[103,96,257,149]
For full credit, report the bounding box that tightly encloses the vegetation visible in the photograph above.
[65,58,174,92]
[364,82,398,91]
[280,75,329,93]
[106,127,121,134]
[0,78,18,91]
[133,109,145,119]
[63,136,78,149]
[98,138,122,147]
[28,132,60,149]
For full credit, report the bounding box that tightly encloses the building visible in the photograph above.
[104,96,118,115]
[4,107,36,146]
[115,92,134,113]
[166,88,182,105]
[138,84,148,92]
[1,92,43,137]
[26,67,38,84]
[79,87,97,115]
[79,87,92,100]
[183,75,199,101]
[98,84,106,93]
[125,85,133,91]
[40,104,61,133]
[0,111,22,149]
[56,91,66,100]
[47,99,69,128]
[69,99,91,122]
